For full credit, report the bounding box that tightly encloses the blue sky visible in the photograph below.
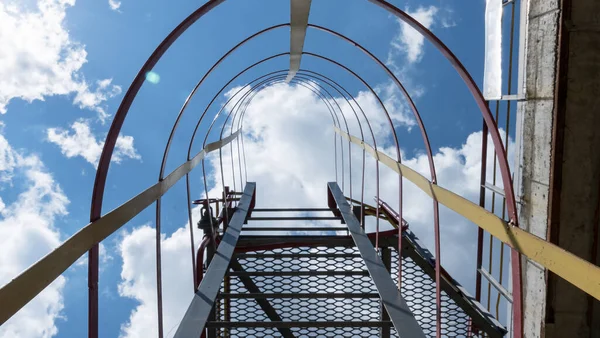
[0,0,520,337]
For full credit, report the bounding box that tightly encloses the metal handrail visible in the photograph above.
[335,127,600,303]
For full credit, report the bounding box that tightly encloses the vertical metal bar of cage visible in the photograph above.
[475,0,522,333]
[206,228,217,338]
[486,99,502,311]
[480,118,491,319]
[476,120,489,308]
[381,247,392,338]
[236,135,243,195]
[496,0,517,319]
[229,141,237,204]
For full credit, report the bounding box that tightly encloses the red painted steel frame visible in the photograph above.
[368,2,522,335]
[133,27,420,332]
[115,21,436,336]
[88,1,521,337]
[234,228,400,253]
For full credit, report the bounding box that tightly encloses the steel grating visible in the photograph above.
[391,251,479,337]
[208,245,490,337]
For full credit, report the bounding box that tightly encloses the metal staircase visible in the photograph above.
[175,182,506,337]
[4,3,600,337]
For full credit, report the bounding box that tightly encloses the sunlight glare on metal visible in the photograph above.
[145,71,161,84]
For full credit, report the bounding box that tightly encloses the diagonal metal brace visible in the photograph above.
[174,182,256,338]
[229,259,296,338]
[327,182,426,338]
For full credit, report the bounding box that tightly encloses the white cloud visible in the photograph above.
[108,0,121,11]
[441,16,457,28]
[0,0,121,119]
[47,120,141,167]
[375,81,419,130]
[390,6,438,64]
[73,79,123,123]
[384,5,448,110]
[118,216,202,338]
[0,129,70,338]
[0,132,18,183]
[115,134,141,164]
[116,83,512,336]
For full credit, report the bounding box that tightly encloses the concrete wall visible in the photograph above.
[545,0,600,336]
[517,0,600,336]
[517,0,560,336]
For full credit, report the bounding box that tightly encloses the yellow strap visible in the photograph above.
[0,131,240,324]
[335,126,600,300]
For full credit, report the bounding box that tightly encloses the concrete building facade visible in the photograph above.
[517,0,600,336]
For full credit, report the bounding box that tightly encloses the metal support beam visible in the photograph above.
[483,181,506,197]
[247,216,340,221]
[236,253,360,258]
[228,270,369,277]
[286,0,312,82]
[229,259,295,338]
[237,234,398,247]
[174,182,255,338]
[252,208,332,212]
[327,182,426,338]
[478,268,513,303]
[217,293,380,299]
[241,227,347,232]
[206,321,393,328]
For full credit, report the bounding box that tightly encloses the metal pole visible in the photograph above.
[205,212,217,338]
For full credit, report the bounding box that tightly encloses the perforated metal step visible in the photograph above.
[205,242,503,337]
[212,246,392,338]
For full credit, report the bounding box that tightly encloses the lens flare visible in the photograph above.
[145,71,160,84]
